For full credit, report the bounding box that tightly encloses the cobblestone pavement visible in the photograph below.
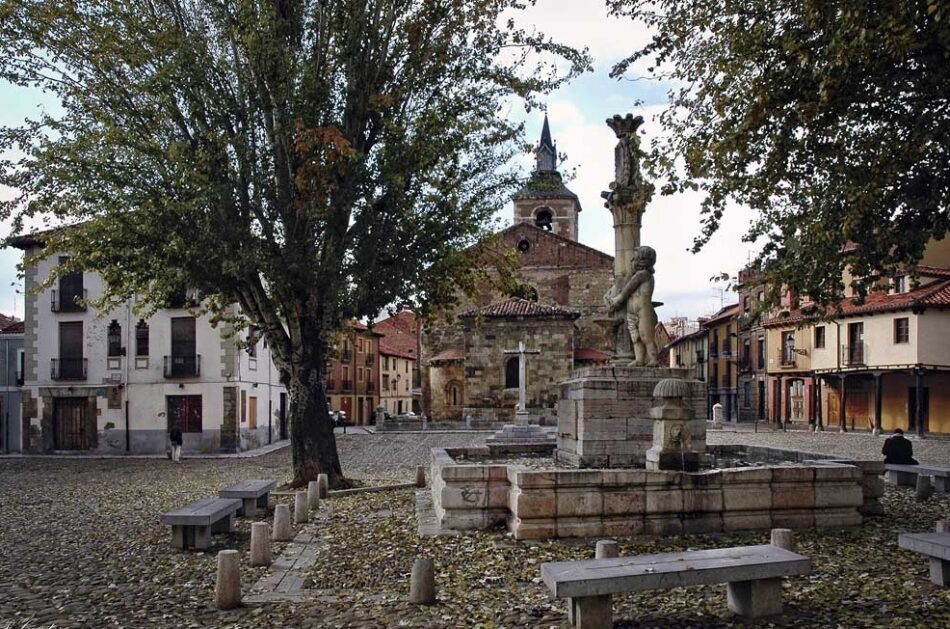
[2,430,949,628]
[0,432,482,629]
[709,425,950,465]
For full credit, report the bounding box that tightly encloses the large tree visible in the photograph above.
[608,0,950,303]
[0,0,589,485]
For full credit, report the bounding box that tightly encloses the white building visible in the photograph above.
[11,234,286,454]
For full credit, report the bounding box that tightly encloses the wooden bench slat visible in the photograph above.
[542,545,810,599]
[899,533,950,561]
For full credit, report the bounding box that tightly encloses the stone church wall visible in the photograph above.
[462,317,575,411]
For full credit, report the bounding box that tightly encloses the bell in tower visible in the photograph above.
[511,114,582,241]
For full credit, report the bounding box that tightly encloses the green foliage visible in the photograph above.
[0,0,590,364]
[608,0,950,305]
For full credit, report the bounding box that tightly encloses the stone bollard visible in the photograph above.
[272,504,293,542]
[250,522,272,567]
[595,540,619,559]
[317,473,329,499]
[770,528,795,551]
[916,475,934,501]
[416,466,427,488]
[214,550,242,610]
[936,520,950,533]
[307,481,321,511]
[409,558,436,605]
[294,491,309,524]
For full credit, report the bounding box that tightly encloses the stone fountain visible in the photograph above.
[427,113,884,540]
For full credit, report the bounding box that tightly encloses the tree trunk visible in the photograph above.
[287,361,343,488]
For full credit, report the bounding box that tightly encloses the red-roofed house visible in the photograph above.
[702,303,741,421]
[764,243,950,434]
[325,321,381,425]
[375,309,421,415]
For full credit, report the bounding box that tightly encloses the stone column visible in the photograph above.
[214,550,241,610]
[409,558,436,604]
[873,372,883,435]
[220,386,240,453]
[250,522,272,567]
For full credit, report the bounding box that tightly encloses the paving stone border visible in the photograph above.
[245,507,332,604]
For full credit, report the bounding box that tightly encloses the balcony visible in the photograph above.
[51,289,88,313]
[51,358,87,380]
[367,382,376,393]
[342,379,353,392]
[779,349,796,368]
[842,343,866,367]
[364,353,375,366]
[341,349,353,362]
[326,379,336,391]
[739,359,752,373]
[164,354,201,378]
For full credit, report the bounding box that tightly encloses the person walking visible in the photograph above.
[168,422,183,463]
[882,428,919,465]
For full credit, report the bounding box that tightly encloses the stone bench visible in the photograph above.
[219,479,277,517]
[541,544,811,629]
[884,464,950,491]
[160,497,242,550]
[899,532,950,586]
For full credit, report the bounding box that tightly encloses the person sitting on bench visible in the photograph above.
[882,429,919,465]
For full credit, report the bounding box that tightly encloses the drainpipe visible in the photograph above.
[125,303,132,452]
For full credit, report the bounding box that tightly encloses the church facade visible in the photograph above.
[422,117,615,421]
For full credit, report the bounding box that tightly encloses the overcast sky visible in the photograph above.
[0,0,749,321]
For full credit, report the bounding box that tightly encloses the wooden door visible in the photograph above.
[167,395,202,432]
[249,396,258,429]
[789,380,805,421]
[908,388,930,432]
[54,397,89,450]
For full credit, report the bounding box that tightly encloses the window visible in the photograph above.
[358,339,364,353]
[757,291,765,302]
[894,318,910,344]
[743,381,752,408]
[247,326,259,357]
[55,257,85,313]
[893,275,906,293]
[383,374,390,390]
[168,317,198,377]
[757,338,765,369]
[448,382,461,406]
[505,357,519,389]
[405,361,409,374]
[135,320,149,356]
[781,331,796,365]
[814,326,826,349]
[57,321,84,379]
[743,296,750,313]
[107,320,122,357]
[357,367,363,382]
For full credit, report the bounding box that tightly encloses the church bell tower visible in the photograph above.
[512,115,582,241]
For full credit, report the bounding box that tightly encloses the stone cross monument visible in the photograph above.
[601,113,659,366]
[503,341,540,420]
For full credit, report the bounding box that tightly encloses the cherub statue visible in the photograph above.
[605,246,659,366]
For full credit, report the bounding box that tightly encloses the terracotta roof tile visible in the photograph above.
[765,277,950,326]
[379,342,415,361]
[430,348,465,363]
[457,297,579,319]
[375,310,419,358]
[701,304,740,327]
[0,320,23,334]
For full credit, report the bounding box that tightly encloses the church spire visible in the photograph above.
[535,113,557,173]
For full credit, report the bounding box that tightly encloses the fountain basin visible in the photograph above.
[430,444,880,540]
